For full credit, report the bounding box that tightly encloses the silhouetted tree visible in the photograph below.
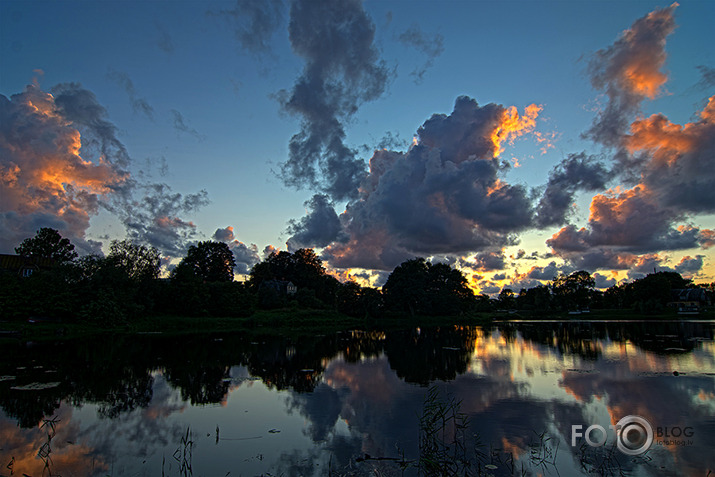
[336,281,384,318]
[175,241,236,282]
[383,258,430,316]
[248,248,337,306]
[107,240,161,282]
[551,270,595,310]
[628,271,691,313]
[15,227,77,263]
[516,285,552,312]
[383,258,474,316]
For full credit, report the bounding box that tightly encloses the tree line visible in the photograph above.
[1,228,712,324]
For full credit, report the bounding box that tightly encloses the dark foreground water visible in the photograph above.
[1,321,714,476]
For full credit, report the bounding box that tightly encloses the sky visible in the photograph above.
[1,0,714,293]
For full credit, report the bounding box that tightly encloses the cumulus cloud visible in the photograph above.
[675,255,704,278]
[319,96,542,270]
[107,182,209,256]
[286,194,347,251]
[626,97,715,214]
[626,253,674,280]
[0,82,207,257]
[593,272,617,289]
[277,0,391,201]
[212,226,261,274]
[397,24,444,83]
[585,3,677,147]
[535,153,611,228]
[464,250,507,272]
[546,4,715,278]
[526,261,562,281]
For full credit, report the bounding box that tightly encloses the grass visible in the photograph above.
[1,306,711,343]
[0,308,493,342]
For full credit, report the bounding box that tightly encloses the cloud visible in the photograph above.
[155,21,175,54]
[0,84,128,254]
[526,261,562,281]
[106,68,155,120]
[212,226,261,274]
[544,4,714,280]
[397,24,445,84]
[170,109,205,141]
[675,255,704,278]
[277,0,391,201]
[211,0,284,55]
[695,65,715,90]
[318,96,544,270]
[626,97,715,214]
[585,3,677,146]
[548,95,715,270]
[286,194,347,251]
[465,250,507,272]
[626,253,674,280]
[535,152,611,228]
[593,272,617,289]
[108,183,209,256]
[0,82,207,257]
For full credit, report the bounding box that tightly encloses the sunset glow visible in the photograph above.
[0,0,713,290]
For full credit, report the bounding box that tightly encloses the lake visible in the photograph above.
[1,321,713,476]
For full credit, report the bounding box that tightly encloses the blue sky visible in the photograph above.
[1,0,714,291]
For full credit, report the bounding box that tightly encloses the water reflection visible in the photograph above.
[0,321,713,476]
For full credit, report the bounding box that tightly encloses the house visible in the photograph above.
[0,254,56,278]
[260,279,298,295]
[669,288,710,314]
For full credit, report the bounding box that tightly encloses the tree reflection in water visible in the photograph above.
[0,321,713,476]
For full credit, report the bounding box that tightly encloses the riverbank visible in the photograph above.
[0,309,490,341]
[1,307,712,342]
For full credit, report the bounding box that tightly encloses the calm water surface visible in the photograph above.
[1,321,714,476]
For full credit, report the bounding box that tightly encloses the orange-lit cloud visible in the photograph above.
[1,83,208,257]
[0,85,128,253]
[491,104,542,157]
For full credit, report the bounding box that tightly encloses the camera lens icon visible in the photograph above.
[616,415,653,455]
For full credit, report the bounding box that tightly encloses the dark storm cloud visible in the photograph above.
[212,0,284,55]
[535,153,611,228]
[106,68,155,120]
[286,194,347,251]
[212,226,261,274]
[397,24,445,84]
[0,82,208,257]
[585,3,677,147]
[170,109,205,141]
[277,0,391,201]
